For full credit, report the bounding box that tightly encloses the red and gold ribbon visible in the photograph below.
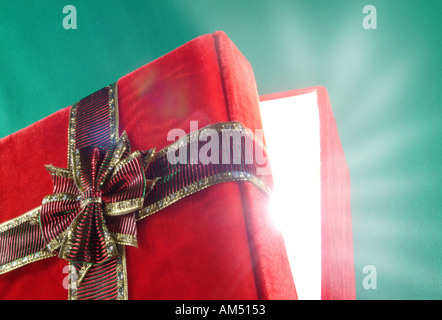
[0,83,271,300]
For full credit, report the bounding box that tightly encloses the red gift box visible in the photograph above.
[0,31,297,300]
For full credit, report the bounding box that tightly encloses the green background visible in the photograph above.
[0,0,440,299]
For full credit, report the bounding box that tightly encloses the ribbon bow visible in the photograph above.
[0,84,270,299]
[40,131,156,266]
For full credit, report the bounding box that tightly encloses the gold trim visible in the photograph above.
[112,232,138,247]
[79,197,102,208]
[71,149,84,193]
[116,245,128,300]
[42,193,81,205]
[111,150,142,178]
[0,206,41,233]
[68,262,77,300]
[154,121,267,160]
[0,248,56,275]
[143,148,156,169]
[101,216,118,258]
[67,102,78,170]
[76,263,92,287]
[45,164,73,178]
[108,83,119,144]
[46,231,66,252]
[105,198,144,217]
[0,206,56,275]
[136,171,270,221]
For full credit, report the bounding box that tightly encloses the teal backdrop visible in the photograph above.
[0,0,440,300]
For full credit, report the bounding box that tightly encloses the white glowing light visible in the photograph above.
[259,91,321,300]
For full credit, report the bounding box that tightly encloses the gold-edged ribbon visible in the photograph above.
[0,83,271,300]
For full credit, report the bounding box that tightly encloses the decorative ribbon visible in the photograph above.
[0,83,271,300]
[41,132,156,265]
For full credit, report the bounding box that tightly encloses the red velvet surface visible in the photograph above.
[0,31,297,300]
[260,87,356,300]
[0,107,70,299]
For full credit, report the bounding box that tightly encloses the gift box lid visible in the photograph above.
[260,87,355,300]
